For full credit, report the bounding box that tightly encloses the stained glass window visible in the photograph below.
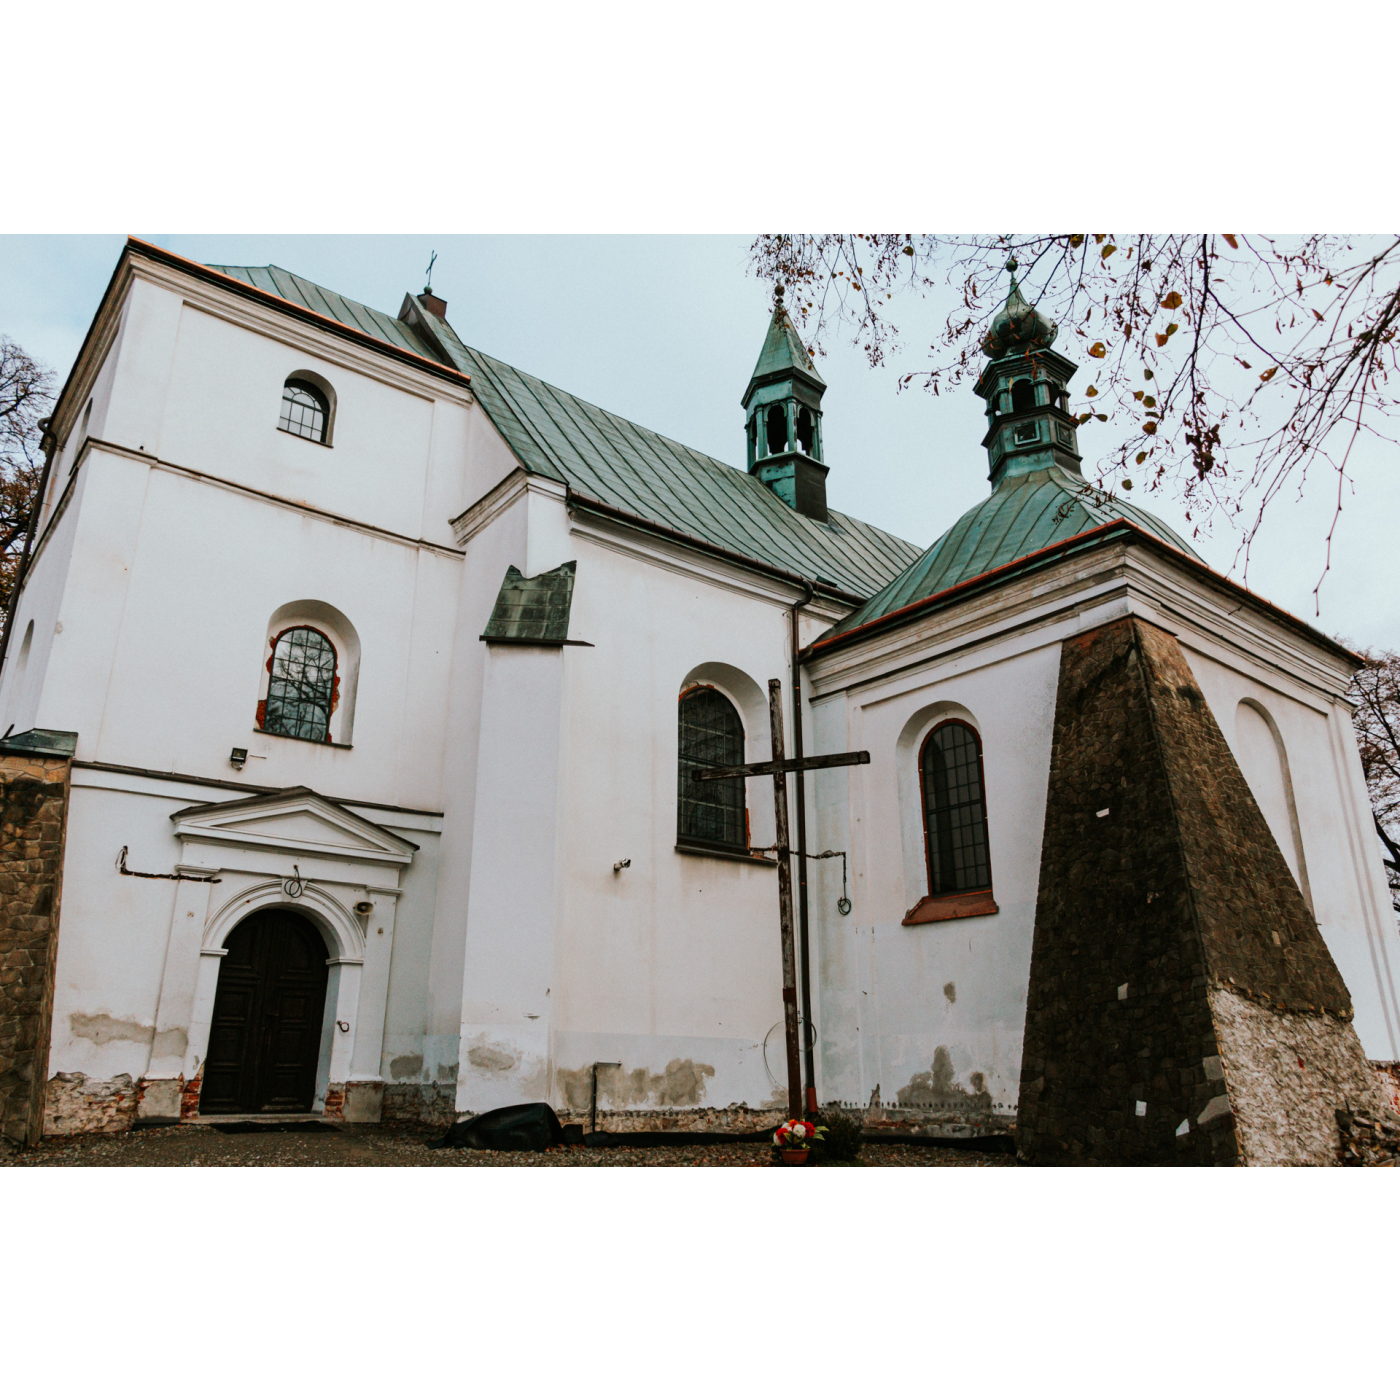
[263,627,337,743]
[678,686,746,850]
[279,378,329,442]
[921,721,992,895]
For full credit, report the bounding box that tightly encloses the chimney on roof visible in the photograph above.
[420,287,448,319]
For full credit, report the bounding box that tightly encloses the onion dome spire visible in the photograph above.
[973,257,1082,488]
[981,256,1058,358]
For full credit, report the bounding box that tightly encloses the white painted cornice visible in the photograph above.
[450,467,565,546]
[67,439,464,561]
[807,541,1355,714]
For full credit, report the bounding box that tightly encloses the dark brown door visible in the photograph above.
[200,909,330,1114]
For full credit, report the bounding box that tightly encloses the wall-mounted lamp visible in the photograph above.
[229,747,248,770]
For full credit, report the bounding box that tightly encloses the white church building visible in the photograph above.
[2,238,1396,1162]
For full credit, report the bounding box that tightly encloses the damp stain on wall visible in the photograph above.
[389,1053,424,1081]
[555,1058,717,1113]
[896,1045,993,1109]
[69,1012,155,1047]
[467,1042,521,1073]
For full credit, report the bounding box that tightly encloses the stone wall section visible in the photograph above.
[1372,1061,1400,1116]
[0,754,71,1148]
[1209,986,1388,1165]
[381,1082,460,1126]
[1019,618,1391,1166]
[42,1071,138,1135]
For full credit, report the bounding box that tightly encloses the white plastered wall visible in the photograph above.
[807,638,1062,1115]
[540,516,839,1115]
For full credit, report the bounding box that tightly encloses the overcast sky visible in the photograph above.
[3,233,1395,652]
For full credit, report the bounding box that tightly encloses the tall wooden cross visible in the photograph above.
[694,677,868,1120]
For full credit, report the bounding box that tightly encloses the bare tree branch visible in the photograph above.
[1349,647,1400,917]
[750,235,1400,608]
[0,336,55,623]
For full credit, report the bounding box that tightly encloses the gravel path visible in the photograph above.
[3,1123,1014,1168]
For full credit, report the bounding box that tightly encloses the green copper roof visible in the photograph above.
[210,265,921,601]
[822,465,1202,641]
[745,299,824,399]
[207,265,441,358]
[482,561,578,643]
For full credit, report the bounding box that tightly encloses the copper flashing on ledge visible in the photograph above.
[903,890,1000,926]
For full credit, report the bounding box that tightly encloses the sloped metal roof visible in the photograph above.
[212,266,923,602]
[824,465,1202,640]
[208,265,441,359]
[747,302,824,391]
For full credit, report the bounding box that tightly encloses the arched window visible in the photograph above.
[677,685,746,851]
[260,627,338,743]
[279,377,330,443]
[795,405,815,455]
[920,721,991,896]
[765,403,788,456]
[1011,379,1036,414]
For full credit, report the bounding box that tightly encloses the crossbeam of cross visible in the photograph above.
[694,678,870,1120]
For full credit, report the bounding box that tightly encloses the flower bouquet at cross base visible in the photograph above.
[773,1119,826,1164]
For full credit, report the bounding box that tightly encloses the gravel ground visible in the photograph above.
[2,1122,1015,1168]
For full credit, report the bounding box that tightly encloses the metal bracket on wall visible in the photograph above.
[116,846,221,883]
[747,845,850,914]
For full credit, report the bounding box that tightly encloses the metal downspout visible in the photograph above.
[790,578,817,1113]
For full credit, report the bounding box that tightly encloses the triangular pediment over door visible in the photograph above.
[170,786,417,866]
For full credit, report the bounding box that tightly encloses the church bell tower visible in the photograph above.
[742,284,829,521]
[974,258,1083,488]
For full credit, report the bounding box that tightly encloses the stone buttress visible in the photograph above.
[0,752,71,1148]
[1018,616,1393,1165]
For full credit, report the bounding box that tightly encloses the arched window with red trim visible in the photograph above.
[920,720,992,897]
[259,626,339,743]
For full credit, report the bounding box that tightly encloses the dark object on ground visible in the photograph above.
[582,1128,774,1147]
[208,1119,341,1135]
[862,1130,1015,1154]
[561,1122,585,1145]
[433,1102,566,1151]
[815,1110,863,1163]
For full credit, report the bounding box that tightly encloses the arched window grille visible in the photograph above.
[677,686,746,850]
[1011,379,1036,414]
[261,627,338,743]
[279,377,330,443]
[920,721,992,896]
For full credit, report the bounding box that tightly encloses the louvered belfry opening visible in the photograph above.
[677,686,746,851]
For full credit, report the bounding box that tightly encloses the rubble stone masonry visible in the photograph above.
[1018,617,1393,1165]
[0,753,71,1148]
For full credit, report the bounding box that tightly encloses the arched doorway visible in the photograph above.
[200,908,330,1114]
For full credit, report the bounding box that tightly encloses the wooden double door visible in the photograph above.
[200,909,330,1114]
